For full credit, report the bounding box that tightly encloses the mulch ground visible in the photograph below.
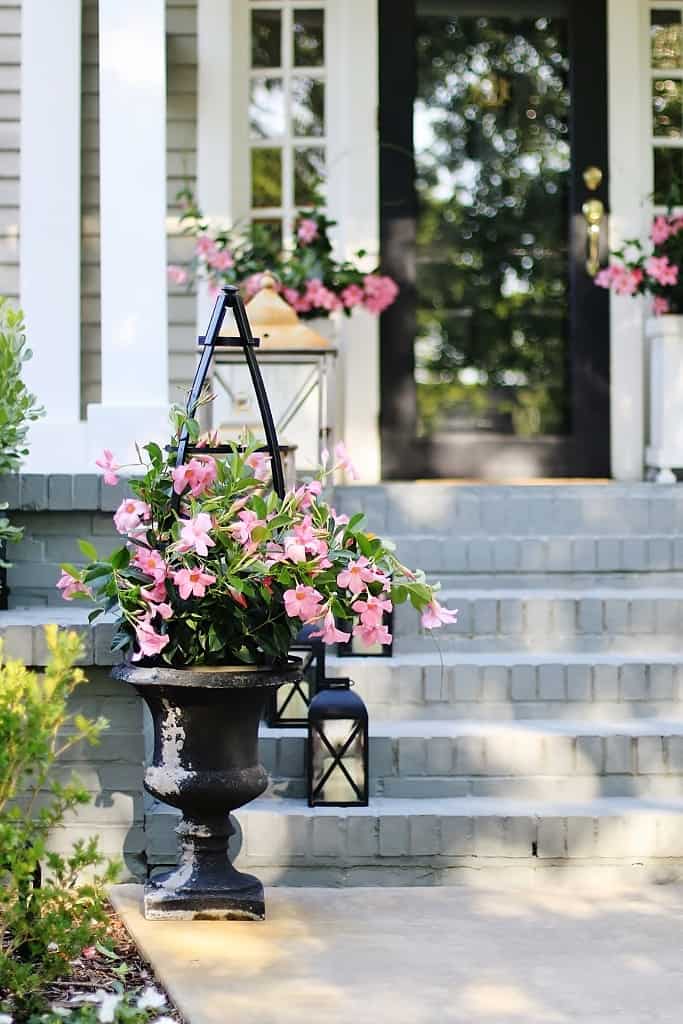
[41,903,185,1021]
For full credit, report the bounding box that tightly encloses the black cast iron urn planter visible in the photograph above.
[114,661,301,920]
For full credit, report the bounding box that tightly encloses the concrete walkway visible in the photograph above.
[111,883,683,1024]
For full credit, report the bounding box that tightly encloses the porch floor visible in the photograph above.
[112,882,683,1024]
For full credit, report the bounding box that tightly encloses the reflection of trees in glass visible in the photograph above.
[415,14,570,436]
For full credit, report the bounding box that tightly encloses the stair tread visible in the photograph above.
[429,587,683,598]
[331,651,683,664]
[262,718,683,739]
[244,795,683,816]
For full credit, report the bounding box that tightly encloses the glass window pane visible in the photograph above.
[251,149,282,207]
[292,77,325,137]
[653,78,683,138]
[293,8,325,66]
[654,147,683,205]
[651,9,682,70]
[250,77,285,139]
[251,8,282,68]
[311,719,364,803]
[294,147,326,206]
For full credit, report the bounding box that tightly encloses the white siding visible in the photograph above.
[80,0,198,414]
[0,3,20,301]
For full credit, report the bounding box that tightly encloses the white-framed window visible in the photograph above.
[649,2,683,206]
[248,1,327,247]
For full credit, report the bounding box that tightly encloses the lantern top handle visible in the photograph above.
[175,285,286,501]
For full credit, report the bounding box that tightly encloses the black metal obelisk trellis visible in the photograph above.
[172,285,286,503]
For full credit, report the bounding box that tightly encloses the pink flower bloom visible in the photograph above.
[352,593,393,627]
[133,547,167,581]
[179,512,215,556]
[652,216,673,246]
[56,570,91,601]
[293,479,322,510]
[310,610,351,645]
[329,507,350,528]
[246,451,271,482]
[297,218,319,245]
[646,256,678,287]
[341,283,365,308]
[284,584,324,621]
[421,599,458,630]
[283,287,301,308]
[284,537,307,563]
[353,621,393,647]
[209,249,234,272]
[653,296,671,316]
[244,272,265,298]
[95,449,120,486]
[172,457,217,497]
[229,509,266,547]
[195,236,217,260]
[594,266,614,289]
[167,264,188,286]
[140,578,167,603]
[113,499,150,535]
[337,556,377,595]
[132,617,170,661]
[303,277,342,312]
[363,274,399,314]
[228,585,248,608]
[172,566,217,599]
[153,601,173,620]
[207,278,222,300]
[334,440,360,480]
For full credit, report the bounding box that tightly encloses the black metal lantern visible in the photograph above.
[265,623,326,727]
[307,678,368,807]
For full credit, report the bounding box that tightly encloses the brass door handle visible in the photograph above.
[582,165,605,277]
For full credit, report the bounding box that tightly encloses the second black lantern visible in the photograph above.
[307,678,369,807]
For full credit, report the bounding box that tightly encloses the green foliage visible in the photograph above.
[0,504,22,567]
[27,983,173,1024]
[0,300,44,475]
[0,627,119,1010]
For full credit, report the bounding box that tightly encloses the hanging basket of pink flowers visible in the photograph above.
[167,186,399,321]
[595,209,683,316]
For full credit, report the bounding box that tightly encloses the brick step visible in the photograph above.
[333,483,683,537]
[327,652,683,719]
[259,719,683,800]
[146,795,683,883]
[392,534,683,576]
[392,588,683,652]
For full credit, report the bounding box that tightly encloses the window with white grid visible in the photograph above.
[650,3,683,205]
[248,2,327,248]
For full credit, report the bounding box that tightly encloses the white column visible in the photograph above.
[327,0,381,482]
[20,0,85,470]
[87,0,169,463]
[608,0,647,480]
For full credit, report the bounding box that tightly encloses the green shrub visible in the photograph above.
[0,627,119,1012]
[0,300,43,476]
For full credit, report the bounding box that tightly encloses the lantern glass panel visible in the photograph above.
[311,718,365,804]
[273,651,315,723]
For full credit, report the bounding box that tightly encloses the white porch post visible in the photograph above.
[20,0,85,470]
[608,0,646,480]
[87,0,169,463]
[328,0,381,482]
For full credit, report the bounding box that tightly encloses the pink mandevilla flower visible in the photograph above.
[56,571,91,601]
[229,509,266,547]
[153,601,173,621]
[132,617,170,661]
[284,585,324,622]
[334,441,360,480]
[208,249,234,272]
[172,457,217,497]
[179,513,215,557]
[652,216,673,246]
[195,236,217,260]
[245,451,271,482]
[167,264,188,286]
[646,256,678,287]
[297,218,319,245]
[172,567,217,600]
[133,548,167,581]
[341,283,365,309]
[653,296,670,316]
[363,274,399,314]
[294,479,322,510]
[140,578,167,604]
[113,499,150,535]
[421,599,458,630]
[353,621,393,647]
[311,610,351,645]
[352,593,393,627]
[95,449,120,486]
[337,556,378,595]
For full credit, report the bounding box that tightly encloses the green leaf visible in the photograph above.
[109,547,130,571]
[78,539,98,561]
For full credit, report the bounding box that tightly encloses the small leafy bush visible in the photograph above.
[0,627,119,1010]
[0,300,44,476]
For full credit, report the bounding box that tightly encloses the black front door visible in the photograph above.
[379,0,610,479]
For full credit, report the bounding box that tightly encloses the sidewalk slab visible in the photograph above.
[111,882,683,1024]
